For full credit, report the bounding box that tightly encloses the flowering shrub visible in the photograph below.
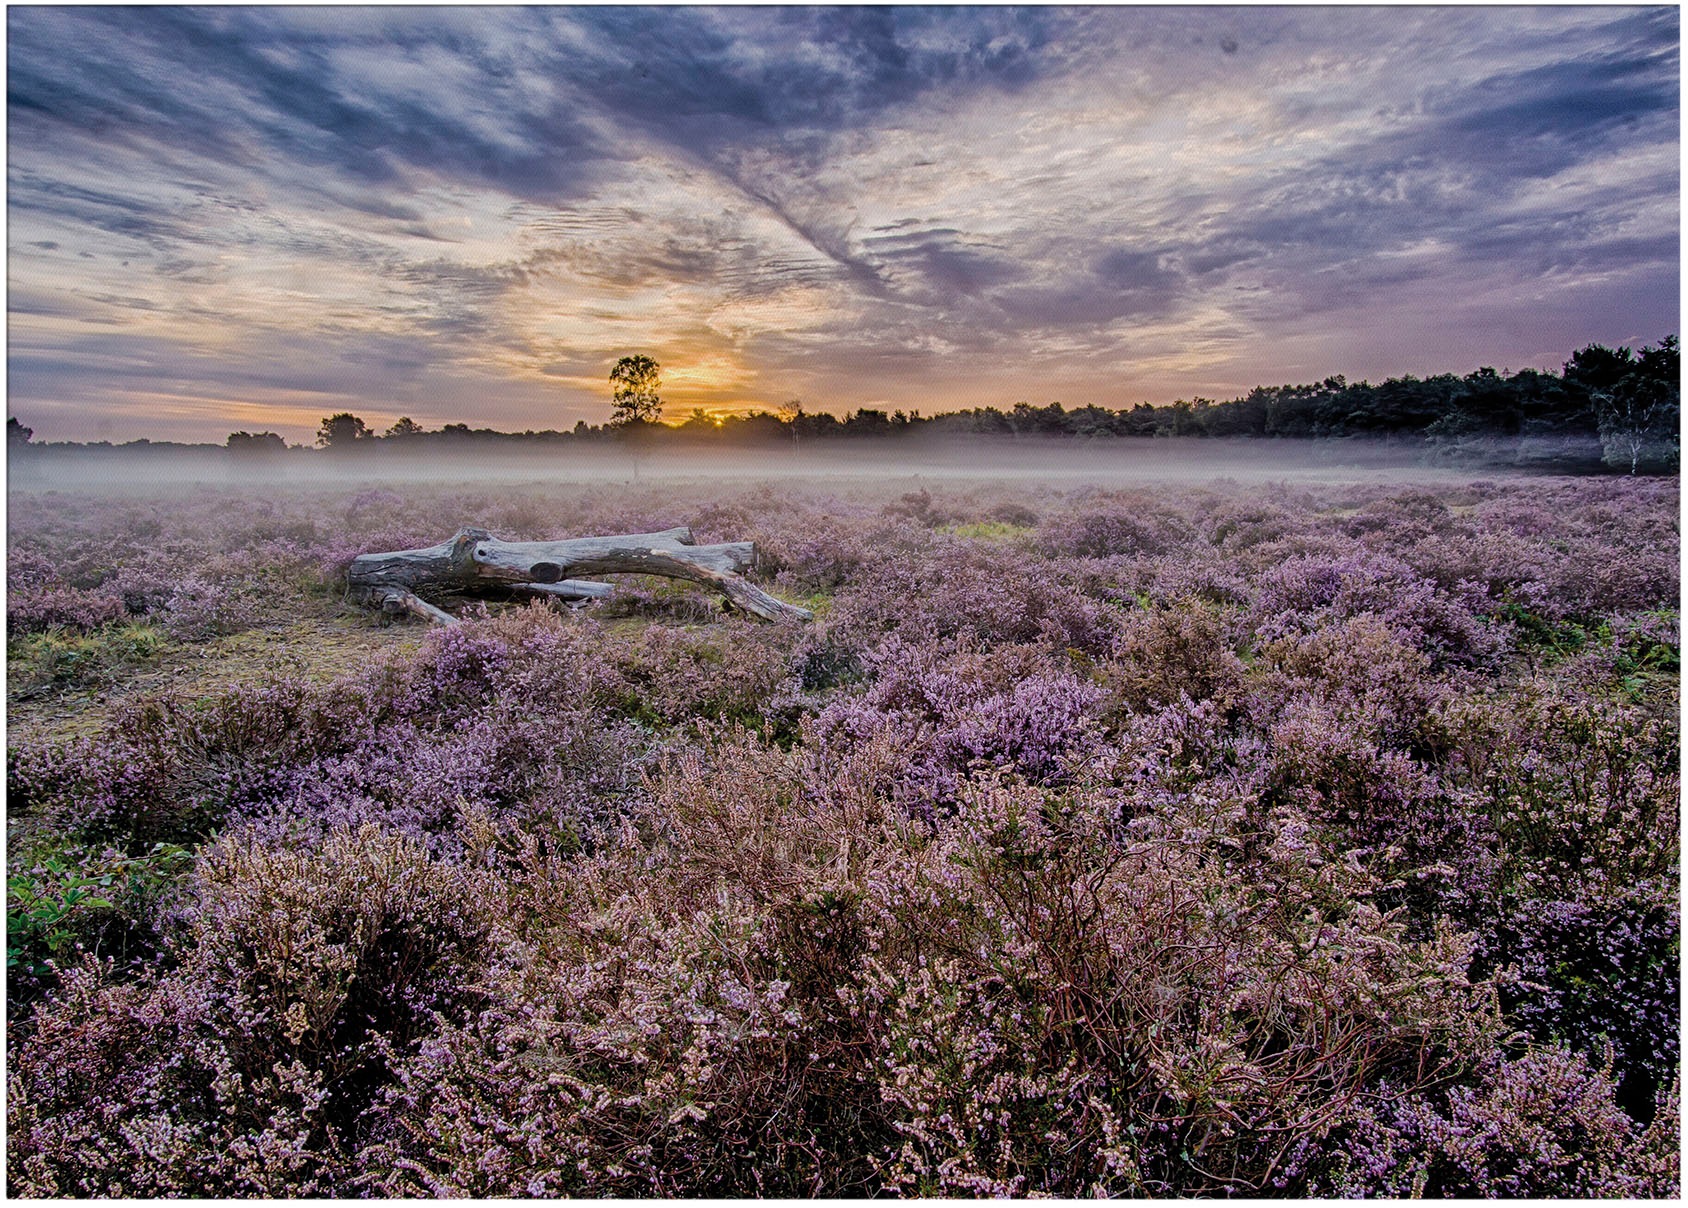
[5,475,1678,1195]
[1098,596,1250,714]
[810,639,1106,812]
[1249,548,1507,667]
[1308,1046,1679,1196]
[7,584,129,633]
[825,539,1111,652]
[1037,491,1195,557]
[8,825,494,1196]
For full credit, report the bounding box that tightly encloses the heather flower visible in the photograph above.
[5,476,1678,1198]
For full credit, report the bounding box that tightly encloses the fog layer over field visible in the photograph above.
[7,435,1608,498]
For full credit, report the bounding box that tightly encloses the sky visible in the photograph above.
[7,5,1680,444]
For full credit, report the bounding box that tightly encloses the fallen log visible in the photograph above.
[347,526,810,624]
[511,580,616,602]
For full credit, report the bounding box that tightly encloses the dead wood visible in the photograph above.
[347,526,809,624]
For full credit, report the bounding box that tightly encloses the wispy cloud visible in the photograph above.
[7,6,1677,441]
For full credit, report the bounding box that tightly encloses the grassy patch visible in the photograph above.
[1613,610,1679,704]
[1498,602,1592,660]
[941,520,1034,541]
[7,617,424,747]
[8,623,170,699]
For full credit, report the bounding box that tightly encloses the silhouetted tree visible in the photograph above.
[8,417,33,447]
[793,409,840,439]
[1157,399,1200,437]
[386,416,424,438]
[1637,333,1680,384]
[1564,343,1639,396]
[779,399,804,446]
[609,355,663,425]
[317,413,369,448]
[848,409,892,436]
[226,431,286,455]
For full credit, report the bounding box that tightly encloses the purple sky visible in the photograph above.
[7,6,1679,443]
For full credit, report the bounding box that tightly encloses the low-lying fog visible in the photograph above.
[8,435,1605,499]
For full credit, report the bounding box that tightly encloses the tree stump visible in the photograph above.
[346,526,810,624]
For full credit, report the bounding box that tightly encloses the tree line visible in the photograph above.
[10,338,1678,473]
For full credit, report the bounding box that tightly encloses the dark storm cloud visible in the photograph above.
[9,325,446,403]
[8,9,255,166]
[10,6,1059,208]
[1439,9,1677,159]
[7,171,204,247]
[6,5,1067,328]
[514,6,1065,302]
[7,289,103,321]
[994,249,1189,328]
[857,227,1025,299]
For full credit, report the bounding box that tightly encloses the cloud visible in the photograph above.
[6,6,1677,441]
[545,7,1055,152]
[8,7,607,205]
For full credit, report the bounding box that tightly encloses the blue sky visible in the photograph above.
[7,5,1679,442]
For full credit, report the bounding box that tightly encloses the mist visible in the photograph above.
[5,434,1608,501]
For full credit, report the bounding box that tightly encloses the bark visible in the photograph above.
[511,580,616,601]
[347,526,809,624]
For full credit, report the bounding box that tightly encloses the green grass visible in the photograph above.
[941,520,1034,541]
[8,622,170,698]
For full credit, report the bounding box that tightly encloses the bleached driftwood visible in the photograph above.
[347,526,810,625]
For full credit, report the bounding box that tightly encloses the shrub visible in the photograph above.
[4,477,1678,1197]
[7,825,494,1196]
[6,841,193,1012]
[826,541,1110,652]
[1098,597,1249,715]
[1310,1047,1679,1196]
[1250,549,1507,667]
[810,640,1106,813]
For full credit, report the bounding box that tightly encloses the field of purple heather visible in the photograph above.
[5,472,1680,1196]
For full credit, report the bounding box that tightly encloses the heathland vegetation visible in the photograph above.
[6,470,1679,1195]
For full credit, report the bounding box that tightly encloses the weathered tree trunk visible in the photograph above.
[347,526,810,624]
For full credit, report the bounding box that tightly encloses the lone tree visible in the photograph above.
[386,416,424,439]
[609,355,663,425]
